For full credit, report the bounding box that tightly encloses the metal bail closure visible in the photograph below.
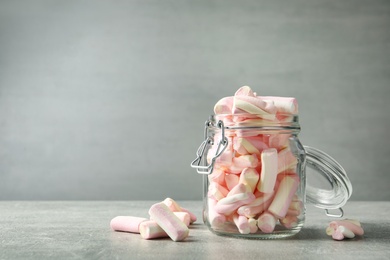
[191,119,228,174]
[304,146,353,218]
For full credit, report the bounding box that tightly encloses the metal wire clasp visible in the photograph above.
[325,208,344,218]
[190,119,228,174]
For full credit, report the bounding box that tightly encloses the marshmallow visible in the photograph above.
[235,86,257,97]
[148,202,189,242]
[180,207,198,224]
[233,137,268,155]
[239,167,260,193]
[232,96,277,120]
[279,215,298,229]
[110,216,148,233]
[277,148,298,174]
[267,134,290,151]
[260,96,298,114]
[326,219,364,237]
[139,220,169,240]
[208,168,226,185]
[227,154,259,174]
[215,183,256,215]
[225,174,240,190]
[337,226,356,240]
[172,212,191,227]
[257,212,277,233]
[286,200,303,216]
[237,192,274,218]
[233,214,251,234]
[268,175,299,219]
[208,182,229,200]
[214,96,234,114]
[140,213,191,240]
[248,218,259,233]
[258,148,278,193]
[207,198,227,229]
[162,197,197,223]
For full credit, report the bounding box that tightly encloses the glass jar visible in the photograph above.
[191,113,352,239]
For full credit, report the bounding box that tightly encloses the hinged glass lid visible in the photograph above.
[304,146,352,217]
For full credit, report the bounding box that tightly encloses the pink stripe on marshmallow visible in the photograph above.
[268,175,299,219]
[277,148,298,174]
[258,148,278,193]
[110,216,148,233]
[148,202,189,242]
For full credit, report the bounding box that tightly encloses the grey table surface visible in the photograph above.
[0,201,389,260]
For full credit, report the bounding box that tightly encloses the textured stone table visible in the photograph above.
[0,201,389,259]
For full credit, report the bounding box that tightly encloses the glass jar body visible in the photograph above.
[202,115,306,239]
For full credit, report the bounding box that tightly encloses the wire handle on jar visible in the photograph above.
[190,119,228,174]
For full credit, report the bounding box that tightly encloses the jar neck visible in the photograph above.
[209,113,301,134]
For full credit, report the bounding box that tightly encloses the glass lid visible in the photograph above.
[304,146,352,216]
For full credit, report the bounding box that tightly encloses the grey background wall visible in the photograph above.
[0,0,389,201]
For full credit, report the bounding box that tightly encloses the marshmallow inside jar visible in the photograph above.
[191,86,352,239]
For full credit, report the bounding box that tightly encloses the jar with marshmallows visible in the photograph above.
[191,86,352,239]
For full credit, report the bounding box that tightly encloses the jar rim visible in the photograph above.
[210,113,300,130]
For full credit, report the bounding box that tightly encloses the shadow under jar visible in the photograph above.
[191,113,352,239]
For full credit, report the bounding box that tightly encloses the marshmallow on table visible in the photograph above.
[142,211,192,240]
[258,148,278,193]
[139,220,169,240]
[326,219,364,240]
[162,197,197,224]
[172,212,191,227]
[268,175,299,219]
[110,216,148,233]
[332,226,356,240]
[148,202,189,242]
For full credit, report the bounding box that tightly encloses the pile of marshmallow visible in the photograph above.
[326,219,364,241]
[205,86,302,234]
[110,198,196,242]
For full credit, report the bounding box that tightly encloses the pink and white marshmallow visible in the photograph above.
[268,175,299,219]
[326,219,364,241]
[148,202,189,242]
[110,216,148,233]
[258,148,278,193]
